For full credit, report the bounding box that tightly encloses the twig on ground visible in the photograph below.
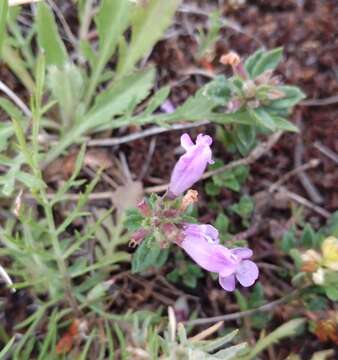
[294,119,323,204]
[184,288,301,326]
[314,141,338,164]
[0,80,31,118]
[301,95,338,106]
[86,120,209,147]
[268,158,321,193]
[138,137,157,180]
[277,186,331,219]
[47,0,77,46]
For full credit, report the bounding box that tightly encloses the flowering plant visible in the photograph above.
[128,133,259,292]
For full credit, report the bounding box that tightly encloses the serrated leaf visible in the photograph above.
[36,2,68,66]
[250,47,283,78]
[117,0,181,77]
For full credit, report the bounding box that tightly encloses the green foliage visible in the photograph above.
[117,0,181,77]
[167,251,204,288]
[245,47,283,78]
[132,235,169,273]
[196,11,222,59]
[36,2,68,66]
[0,0,8,57]
[230,196,254,226]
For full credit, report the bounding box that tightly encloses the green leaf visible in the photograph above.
[131,237,169,273]
[300,224,316,248]
[272,116,298,132]
[324,286,338,301]
[36,2,68,66]
[0,0,8,58]
[242,319,305,360]
[117,0,181,77]
[95,0,131,67]
[145,86,171,114]
[269,85,306,109]
[215,213,229,233]
[250,47,283,78]
[281,230,296,253]
[0,336,15,359]
[124,209,144,232]
[230,196,254,219]
[48,63,85,127]
[249,107,276,131]
[88,68,155,126]
[44,68,155,164]
[244,49,264,76]
[205,181,221,196]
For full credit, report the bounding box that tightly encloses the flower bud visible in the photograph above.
[168,134,214,198]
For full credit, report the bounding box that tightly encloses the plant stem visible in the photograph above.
[39,188,81,316]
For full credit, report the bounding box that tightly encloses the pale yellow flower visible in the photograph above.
[322,236,338,271]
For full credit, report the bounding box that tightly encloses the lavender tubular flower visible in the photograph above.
[181,224,259,292]
[168,133,214,198]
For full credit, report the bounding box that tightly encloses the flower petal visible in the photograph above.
[231,248,253,260]
[180,133,194,150]
[184,224,219,244]
[181,237,234,274]
[235,260,259,287]
[219,274,236,292]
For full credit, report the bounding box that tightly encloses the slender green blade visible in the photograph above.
[36,2,68,66]
[117,0,181,77]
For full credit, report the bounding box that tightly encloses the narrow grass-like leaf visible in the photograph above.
[117,0,181,77]
[0,0,8,57]
[241,318,306,360]
[36,2,68,66]
[44,68,155,164]
[0,336,15,359]
[84,0,131,106]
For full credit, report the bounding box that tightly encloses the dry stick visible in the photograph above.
[0,80,31,118]
[277,186,331,219]
[184,288,301,326]
[294,119,323,204]
[86,120,209,147]
[301,95,338,107]
[314,141,338,164]
[268,158,321,193]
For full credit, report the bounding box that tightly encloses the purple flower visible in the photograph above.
[218,248,259,292]
[180,225,259,291]
[168,134,214,198]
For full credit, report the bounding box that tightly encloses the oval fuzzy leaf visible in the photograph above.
[249,47,283,78]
